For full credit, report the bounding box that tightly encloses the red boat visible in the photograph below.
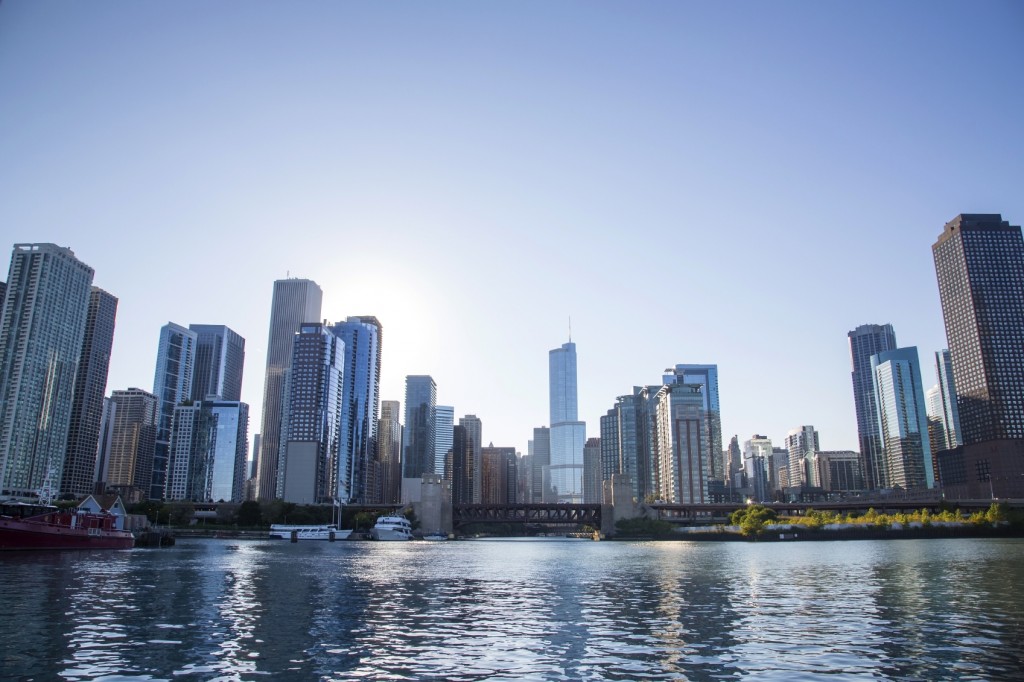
[0,495,135,550]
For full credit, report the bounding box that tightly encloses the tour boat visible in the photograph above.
[268,524,352,540]
[370,515,414,541]
[0,496,135,551]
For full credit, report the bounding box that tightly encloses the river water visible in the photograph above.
[0,537,1021,680]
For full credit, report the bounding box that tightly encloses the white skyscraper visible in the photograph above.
[0,244,94,500]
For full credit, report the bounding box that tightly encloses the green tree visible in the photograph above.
[235,500,263,527]
[731,504,777,537]
[166,501,195,526]
[352,511,377,530]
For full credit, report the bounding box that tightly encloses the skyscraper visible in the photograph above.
[848,323,898,490]
[785,425,820,489]
[151,322,197,499]
[459,414,483,502]
[530,426,550,503]
[256,278,322,501]
[743,435,773,502]
[434,405,454,477]
[582,437,602,504]
[654,383,711,504]
[0,244,94,500]
[378,400,402,504]
[402,375,437,480]
[104,388,158,501]
[279,323,344,504]
[934,349,962,450]
[548,341,586,503]
[331,316,382,504]
[933,214,1024,444]
[166,399,249,503]
[663,364,722,482]
[61,287,118,497]
[189,325,245,402]
[872,347,934,490]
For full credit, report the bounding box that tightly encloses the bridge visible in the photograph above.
[453,503,601,530]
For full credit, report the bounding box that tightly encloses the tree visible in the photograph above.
[236,501,263,527]
[731,504,777,537]
[166,501,195,526]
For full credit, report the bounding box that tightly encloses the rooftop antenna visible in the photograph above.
[568,314,572,343]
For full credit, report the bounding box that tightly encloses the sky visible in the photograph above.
[1,1,1022,457]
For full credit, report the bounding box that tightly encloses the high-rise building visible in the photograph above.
[189,325,245,402]
[599,408,620,485]
[166,400,249,503]
[726,435,743,489]
[934,349,962,450]
[786,425,820,489]
[663,364,722,482]
[402,375,436,480]
[93,397,117,493]
[601,386,659,502]
[872,347,934,490]
[378,400,402,504]
[816,450,863,492]
[743,435,773,502]
[548,342,586,503]
[582,437,602,504]
[256,278,322,501]
[61,287,118,498]
[0,244,94,500]
[530,426,550,503]
[771,447,790,492]
[448,424,473,504]
[434,405,454,477]
[458,414,483,502]
[279,323,344,504]
[934,214,1024,443]
[151,322,197,499]
[848,324,898,490]
[481,444,517,504]
[654,383,711,504]
[331,316,382,504]
[104,388,158,502]
[925,385,947,457]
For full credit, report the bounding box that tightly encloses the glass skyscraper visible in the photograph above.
[402,375,436,480]
[331,316,382,504]
[61,287,118,498]
[872,347,934,490]
[662,364,722,482]
[434,405,454,480]
[848,323,898,490]
[166,400,249,503]
[279,323,344,503]
[933,214,1024,444]
[152,322,197,499]
[0,244,94,500]
[548,342,585,504]
[189,324,245,402]
[256,278,322,501]
[934,349,962,451]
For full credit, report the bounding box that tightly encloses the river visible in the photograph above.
[1,537,1021,680]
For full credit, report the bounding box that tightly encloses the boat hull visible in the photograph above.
[0,517,134,550]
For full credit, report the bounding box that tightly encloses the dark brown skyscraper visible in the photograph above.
[61,287,118,497]
[933,214,1024,444]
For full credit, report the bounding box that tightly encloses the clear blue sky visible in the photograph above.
[1,1,1022,456]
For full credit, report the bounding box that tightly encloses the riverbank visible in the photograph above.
[641,523,1024,542]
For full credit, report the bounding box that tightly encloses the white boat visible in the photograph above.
[370,515,413,541]
[269,524,352,541]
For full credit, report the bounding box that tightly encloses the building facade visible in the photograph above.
[104,388,158,501]
[529,426,550,503]
[933,214,1024,444]
[189,325,245,402]
[279,323,344,504]
[848,324,898,490]
[0,244,94,500]
[151,322,197,499]
[378,400,403,505]
[662,365,722,483]
[256,278,322,501]
[166,400,249,503]
[786,425,820,489]
[872,347,934,490]
[548,342,586,503]
[459,414,483,502]
[61,287,118,498]
[582,437,602,504]
[434,405,454,479]
[934,349,962,451]
[402,375,437,480]
[331,316,382,504]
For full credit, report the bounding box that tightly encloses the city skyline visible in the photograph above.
[1,3,1021,456]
